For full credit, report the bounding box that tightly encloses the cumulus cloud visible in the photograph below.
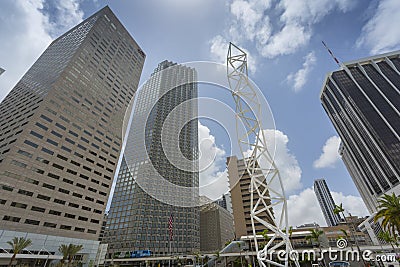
[313,136,341,169]
[209,0,356,67]
[286,187,369,227]
[331,192,369,217]
[198,122,230,200]
[356,0,400,54]
[251,129,302,194]
[287,51,316,92]
[0,0,84,102]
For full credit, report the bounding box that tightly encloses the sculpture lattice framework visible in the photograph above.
[227,43,299,267]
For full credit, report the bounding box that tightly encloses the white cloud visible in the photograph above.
[198,122,230,200]
[0,0,84,103]
[286,187,369,227]
[259,23,311,58]
[287,51,316,92]
[331,191,369,218]
[258,129,303,194]
[209,0,355,70]
[287,188,326,227]
[313,136,341,169]
[356,0,400,54]
[45,0,84,37]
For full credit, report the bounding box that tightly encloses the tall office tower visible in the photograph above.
[314,179,341,226]
[105,60,199,256]
[0,5,145,257]
[227,155,274,238]
[320,51,400,213]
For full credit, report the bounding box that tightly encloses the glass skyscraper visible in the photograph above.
[320,51,400,213]
[105,61,199,256]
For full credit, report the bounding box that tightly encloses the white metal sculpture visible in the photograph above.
[227,43,299,267]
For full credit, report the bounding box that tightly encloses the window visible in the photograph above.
[11,160,27,168]
[87,229,97,234]
[24,219,40,225]
[35,122,48,131]
[61,146,71,153]
[37,194,50,201]
[41,147,54,155]
[49,210,61,216]
[78,216,88,221]
[40,114,52,123]
[60,225,72,230]
[18,189,33,197]
[24,140,38,148]
[44,222,57,228]
[36,157,49,164]
[75,227,85,232]
[17,149,32,158]
[31,206,45,213]
[43,183,55,190]
[48,173,60,180]
[54,199,65,205]
[65,213,76,219]
[3,216,21,222]
[69,202,79,208]
[59,188,70,194]
[52,163,64,170]
[11,202,27,209]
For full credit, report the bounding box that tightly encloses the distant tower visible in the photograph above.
[314,179,341,226]
[320,51,400,213]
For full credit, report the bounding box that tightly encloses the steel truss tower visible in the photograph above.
[227,43,299,267]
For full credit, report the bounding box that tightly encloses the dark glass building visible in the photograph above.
[314,179,341,226]
[320,51,400,213]
[104,61,199,256]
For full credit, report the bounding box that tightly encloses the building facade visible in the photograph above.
[200,202,234,252]
[0,4,144,257]
[314,179,341,226]
[227,156,274,238]
[104,60,199,256]
[320,51,400,213]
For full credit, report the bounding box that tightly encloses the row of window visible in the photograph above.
[2,215,97,234]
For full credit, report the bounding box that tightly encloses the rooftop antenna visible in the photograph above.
[322,41,342,68]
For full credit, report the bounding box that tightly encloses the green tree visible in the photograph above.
[377,230,398,250]
[58,244,83,266]
[306,229,325,266]
[374,193,400,236]
[6,237,32,267]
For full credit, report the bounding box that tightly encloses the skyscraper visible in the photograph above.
[320,51,400,213]
[0,5,144,260]
[227,156,274,238]
[314,179,341,226]
[104,60,199,256]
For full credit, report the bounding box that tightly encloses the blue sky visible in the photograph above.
[1,0,399,226]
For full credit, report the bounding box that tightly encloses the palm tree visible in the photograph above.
[6,237,32,267]
[374,193,400,236]
[67,244,83,266]
[306,229,324,266]
[377,230,398,251]
[59,244,69,266]
[58,244,83,266]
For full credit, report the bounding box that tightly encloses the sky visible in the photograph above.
[1,0,400,227]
